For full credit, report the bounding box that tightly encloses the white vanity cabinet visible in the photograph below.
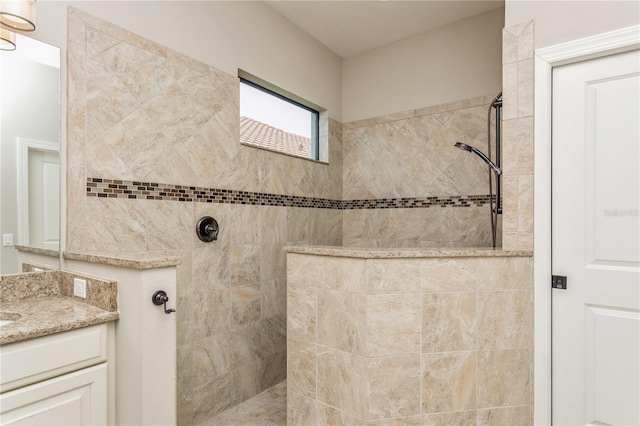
[0,323,115,425]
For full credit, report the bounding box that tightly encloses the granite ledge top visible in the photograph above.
[0,296,119,345]
[15,245,60,258]
[64,251,182,270]
[284,245,533,259]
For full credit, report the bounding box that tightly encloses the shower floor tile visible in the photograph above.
[202,380,287,426]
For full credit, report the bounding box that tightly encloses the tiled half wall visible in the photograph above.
[287,252,533,425]
[68,8,502,424]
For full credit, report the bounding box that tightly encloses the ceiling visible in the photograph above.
[265,0,504,58]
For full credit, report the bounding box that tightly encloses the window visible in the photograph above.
[239,71,320,161]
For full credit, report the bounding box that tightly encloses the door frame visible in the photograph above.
[16,137,60,246]
[533,25,640,425]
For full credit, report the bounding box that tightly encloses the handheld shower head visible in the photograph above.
[454,142,473,152]
[454,141,502,176]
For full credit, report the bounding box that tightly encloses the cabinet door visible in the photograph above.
[0,364,107,425]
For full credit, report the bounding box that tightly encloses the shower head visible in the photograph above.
[454,141,502,176]
[454,142,473,152]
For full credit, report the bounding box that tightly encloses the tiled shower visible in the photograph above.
[66,7,534,425]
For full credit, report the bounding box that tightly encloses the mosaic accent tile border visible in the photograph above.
[86,178,494,210]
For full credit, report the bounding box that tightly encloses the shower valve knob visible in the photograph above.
[152,290,176,314]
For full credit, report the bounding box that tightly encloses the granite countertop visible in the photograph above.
[0,296,119,345]
[284,245,533,259]
[64,251,181,270]
[0,270,119,345]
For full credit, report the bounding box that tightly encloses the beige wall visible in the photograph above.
[505,0,640,49]
[342,7,504,123]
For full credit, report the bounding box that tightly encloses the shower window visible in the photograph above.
[239,71,320,161]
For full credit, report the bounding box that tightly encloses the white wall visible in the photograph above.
[33,1,343,120]
[505,0,640,49]
[342,7,504,123]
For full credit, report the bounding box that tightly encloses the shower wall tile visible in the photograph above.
[287,253,533,422]
[366,355,421,419]
[317,347,368,418]
[366,294,421,356]
[477,405,532,426]
[478,290,531,349]
[502,21,535,251]
[421,351,476,413]
[287,283,317,342]
[424,411,476,426]
[287,390,316,426]
[317,288,367,355]
[422,292,477,353]
[316,403,366,426]
[342,95,499,204]
[477,348,531,408]
[365,259,421,294]
[368,416,423,426]
[287,338,316,399]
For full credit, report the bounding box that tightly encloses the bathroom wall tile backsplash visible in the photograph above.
[68,7,512,422]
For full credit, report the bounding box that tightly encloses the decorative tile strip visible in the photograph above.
[86,178,495,210]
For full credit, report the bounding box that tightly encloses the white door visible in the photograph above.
[552,50,640,425]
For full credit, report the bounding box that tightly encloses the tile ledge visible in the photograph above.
[64,251,182,270]
[284,245,533,259]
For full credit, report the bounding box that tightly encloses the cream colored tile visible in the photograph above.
[287,338,316,399]
[261,278,286,319]
[477,349,531,408]
[501,175,519,233]
[368,416,422,425]
[189,289,230,343]
[288,390,316,426]
[85,197,146,253]
[518,22,535,61]
[144,200,193,250]
[477,405,531,425]
[287,253,320,287]
[423,292,476,353]
[367,355,421,419]
[424,411,475,426]
[319,256,367,292]
[367,294,421,356]
[261,243,286,281]
[191,245,229,291]
[517,59,534,118]
[502,63,518,121]
[518,175,534,234]
[230,245,260,286]
[317,347,367,418]
[366,259,422,294]
[287,283,316,342]
[191,333,231,388]
[501,118,518,175]
[421,258,479,292]
[503,30,519,65]
[317,289,367,355]
[478,290,531,349]
[422,352,476,413]
[230,285,261,326]
[316,402,366,426]
[191,374,232,424]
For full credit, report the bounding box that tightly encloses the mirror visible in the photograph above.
[0,34,61,275]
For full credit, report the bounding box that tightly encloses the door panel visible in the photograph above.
[552,50,640,425]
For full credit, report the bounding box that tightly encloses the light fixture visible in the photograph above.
[0,27,16,50]
[0,0,36,32]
